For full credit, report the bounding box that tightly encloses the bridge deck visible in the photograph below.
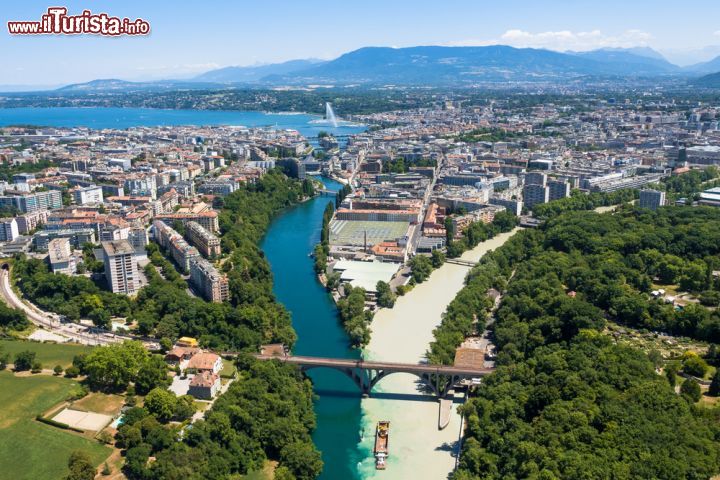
[254,354,493,377]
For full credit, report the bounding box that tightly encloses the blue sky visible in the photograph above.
[2,0,719,86]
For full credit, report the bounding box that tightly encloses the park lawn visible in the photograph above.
[72,391,125,416]
[221,357,237,378]
[0,371,111,480]
[0,339,93,369]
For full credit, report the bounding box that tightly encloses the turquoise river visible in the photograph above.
[261,178,366,480]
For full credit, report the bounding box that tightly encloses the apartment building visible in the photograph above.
[547,179,571,201]
[185,221,221,258]
[155,211,220,233]
[639,189,666,211]
[47,237,76,275]
[0,189,62,213]
[523,183,550,210]
[0,218,19,242]
[189,257,229,303]
[153,220,200,272]
[15,210,49,234]
[124,175,157,199]
[102,240,139,295]
[72,185,104,205]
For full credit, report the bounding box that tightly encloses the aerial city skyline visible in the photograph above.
[2,2,720,480]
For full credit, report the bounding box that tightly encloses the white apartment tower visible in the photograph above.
[102,240,139,295]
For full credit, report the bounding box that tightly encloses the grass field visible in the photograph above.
[0,339,94,369]
[0,371,111,480]
[221,357,237,378]
[71,392,125,416]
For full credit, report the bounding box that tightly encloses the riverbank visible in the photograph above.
[356,227,521,479]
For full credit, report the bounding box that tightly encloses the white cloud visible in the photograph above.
[714,30,720,37]
[449,29,653,52]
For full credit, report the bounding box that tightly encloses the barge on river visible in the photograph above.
[374,421,390,470]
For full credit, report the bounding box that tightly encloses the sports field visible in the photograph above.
[0,371,111,480]
[329,219,409,246]
[0,339,94,369]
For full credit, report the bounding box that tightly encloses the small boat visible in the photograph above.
[373,421,390,470]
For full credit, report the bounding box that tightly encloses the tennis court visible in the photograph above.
[52,408,113,431]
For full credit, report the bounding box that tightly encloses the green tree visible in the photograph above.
[376,281,396,308]
[134,355,170,395]
[280,441,323,480]
[680,378,702,403]
[709,370,720,397]
[54,365,64,376]
[65,450,95,480]
[144,388,177,423]
[410,255,433,283]
[0,302,29,331]
[83,341,149,390]
[666,363,678,387]
[431,249,446,268]
[13,350,35,371]
[647,349,663,369]
[682,354,709,378]
[173,395,196,421]
[0,349,8,370]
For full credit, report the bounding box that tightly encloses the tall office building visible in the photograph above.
[639,189,666,211]
[102,240,139,295]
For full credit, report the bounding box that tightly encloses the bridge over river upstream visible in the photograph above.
[252,353,494,398]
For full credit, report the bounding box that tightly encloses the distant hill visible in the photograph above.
[58,79,140,92]
[194,59,326,83]
[686,55,720,74]
[570,48,679,74]
[56,78,227,92]
[603,47,668,61]
[262,45,686,85]
[50,45,708,91]
[692,71,720,87]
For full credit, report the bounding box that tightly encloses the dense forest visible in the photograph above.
[439,205,720,479]
[115,355,322,480]
[0,300,29,333]
[531,188,637,220]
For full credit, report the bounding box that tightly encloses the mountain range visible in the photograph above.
[36,45,720,92]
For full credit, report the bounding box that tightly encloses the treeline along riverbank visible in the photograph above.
[441,204,720,479]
